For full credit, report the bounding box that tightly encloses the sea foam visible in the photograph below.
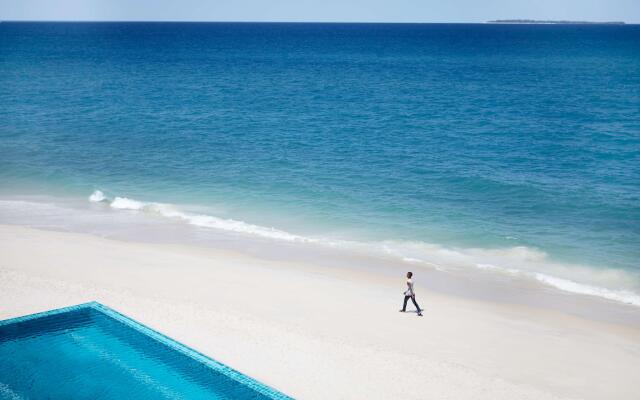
[88,190,106,203]
[152,203,314,242]
[110,197,147,210]
[534,273,640,306]
[90,191,313,242]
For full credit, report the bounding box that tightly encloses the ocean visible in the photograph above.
[1,22,639,306]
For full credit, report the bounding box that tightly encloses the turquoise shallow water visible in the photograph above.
[1,22,639,303]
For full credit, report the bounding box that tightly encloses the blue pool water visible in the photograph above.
[0,22,639,304]
[0,303,291,400]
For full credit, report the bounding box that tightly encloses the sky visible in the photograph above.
[0,0,638,23]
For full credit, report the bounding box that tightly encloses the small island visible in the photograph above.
[488,19,625,25]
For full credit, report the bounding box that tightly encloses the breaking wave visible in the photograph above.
[90,191,314,242]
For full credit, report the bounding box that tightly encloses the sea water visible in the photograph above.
[1,22,639,306]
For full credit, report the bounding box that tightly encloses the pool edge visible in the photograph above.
[0,301,293,400]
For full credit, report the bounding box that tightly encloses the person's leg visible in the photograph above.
[411,296,422,314]
[401,295,410,312]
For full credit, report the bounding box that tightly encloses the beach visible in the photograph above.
[2,21,639,399]
[2,224,639,400]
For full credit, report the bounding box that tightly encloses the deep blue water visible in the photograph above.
[1,23,639,283]
[0,303,288,399]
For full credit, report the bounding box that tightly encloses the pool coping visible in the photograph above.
[0,301,293,400]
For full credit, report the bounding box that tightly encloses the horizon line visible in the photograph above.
[0,19,636,25]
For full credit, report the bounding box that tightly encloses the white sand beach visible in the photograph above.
[1,224,639,399]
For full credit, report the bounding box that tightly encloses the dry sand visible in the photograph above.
[1,224,639,399]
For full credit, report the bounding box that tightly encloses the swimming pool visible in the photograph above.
[0,302,292,399]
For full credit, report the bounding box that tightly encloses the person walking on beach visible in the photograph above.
[400,272,423,316]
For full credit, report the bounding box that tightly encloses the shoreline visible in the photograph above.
[1,194,639,326]
[2,224,640,399]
